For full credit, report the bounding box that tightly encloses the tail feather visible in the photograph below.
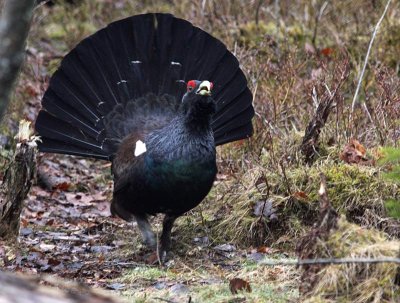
[45,73,103,125]
[36,13,254,159]
[212,89,253,130]
[215,123,254,146]
[36,111,112,155]
[39,138,110,160]
[207,53,240,90]
[58,53,113,113]
[42,90,102,139]
[214,106,255,140]
[214,71,249,113]
[74,41,121,107]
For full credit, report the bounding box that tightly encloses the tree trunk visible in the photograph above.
[0,120,37,239]
[0,0,35,120]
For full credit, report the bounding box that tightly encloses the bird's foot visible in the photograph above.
[158,247,173,264]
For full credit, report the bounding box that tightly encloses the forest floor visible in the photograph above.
[1,0,400,302]
[1,153,299,302]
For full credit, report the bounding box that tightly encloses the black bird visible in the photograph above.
[35,13,254,260]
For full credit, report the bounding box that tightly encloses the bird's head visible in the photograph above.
[181,80,216,119]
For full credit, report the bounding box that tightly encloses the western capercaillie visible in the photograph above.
[35,13,254,261]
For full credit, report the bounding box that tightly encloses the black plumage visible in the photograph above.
[35,13,254,260]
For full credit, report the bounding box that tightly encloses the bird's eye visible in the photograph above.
[187,80,196,92]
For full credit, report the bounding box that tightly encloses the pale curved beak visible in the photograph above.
[196,80,213,96]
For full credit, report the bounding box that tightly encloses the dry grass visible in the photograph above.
[187,139,400,248]
[305,216,400,302]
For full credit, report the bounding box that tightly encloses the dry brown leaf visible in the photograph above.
[256,246,271,254]
[53,182,70,191]
[229,278,252,294]
[293,191,309,200]
[340,139,370,164]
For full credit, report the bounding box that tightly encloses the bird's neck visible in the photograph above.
[181,101,215,135]
[182,112,212,135]
[146,113,215,163]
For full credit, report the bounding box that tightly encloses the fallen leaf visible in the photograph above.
[253,199,277,220]
[229,278,251,294]
[25,83,40,97]
[233,139,245,147]
[214,244,236,252]
[256,246,271,254]
[144,252,159,265]
[53,182,70,191]
[39,243,56,252]
[293,191,309,200]
[340,139,370,164]
[320,47,334,57]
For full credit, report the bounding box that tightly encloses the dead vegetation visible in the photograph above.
[0,0,400,302]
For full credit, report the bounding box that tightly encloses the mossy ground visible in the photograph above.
[1,0,400,302]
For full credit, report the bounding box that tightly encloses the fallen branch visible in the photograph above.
[260,257,400,266]
[0,270,123,303]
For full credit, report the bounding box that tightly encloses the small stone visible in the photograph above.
[170,283,189,295]
[214,243,236,252]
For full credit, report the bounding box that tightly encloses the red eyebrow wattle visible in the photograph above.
[187,80,196,89]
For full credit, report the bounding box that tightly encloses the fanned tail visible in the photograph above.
[35,13,254,159]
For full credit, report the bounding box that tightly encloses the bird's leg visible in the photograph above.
[134,214,156,249]
[159,214,178,262]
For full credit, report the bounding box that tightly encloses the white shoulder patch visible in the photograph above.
[134,140,147,157]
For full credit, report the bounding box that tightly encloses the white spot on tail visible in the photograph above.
[171,61,182,66]
[134,140,147,157]
[131,60,142,64]
[117,80,127,85]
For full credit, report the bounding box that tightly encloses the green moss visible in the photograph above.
[377,147,400,184]
[384,199,400,219]
[238,21,276,49]
[201,151,399,248]
[120,266,172,282]
[237,20,312,50]
[192,283,297,303]
[378,147,400,165]
[45,23,68,39]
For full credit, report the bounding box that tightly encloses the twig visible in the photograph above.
[255,0,265,25]
[300,58,349,164]
[349,0,392,129]
[311,1,328,47]
[260,257,400,266]
[154,298,179,303]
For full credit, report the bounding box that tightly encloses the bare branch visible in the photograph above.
[349,0,392,128]
[300,58,349,164]
[260,257,400,266]
[0,0,35,120]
